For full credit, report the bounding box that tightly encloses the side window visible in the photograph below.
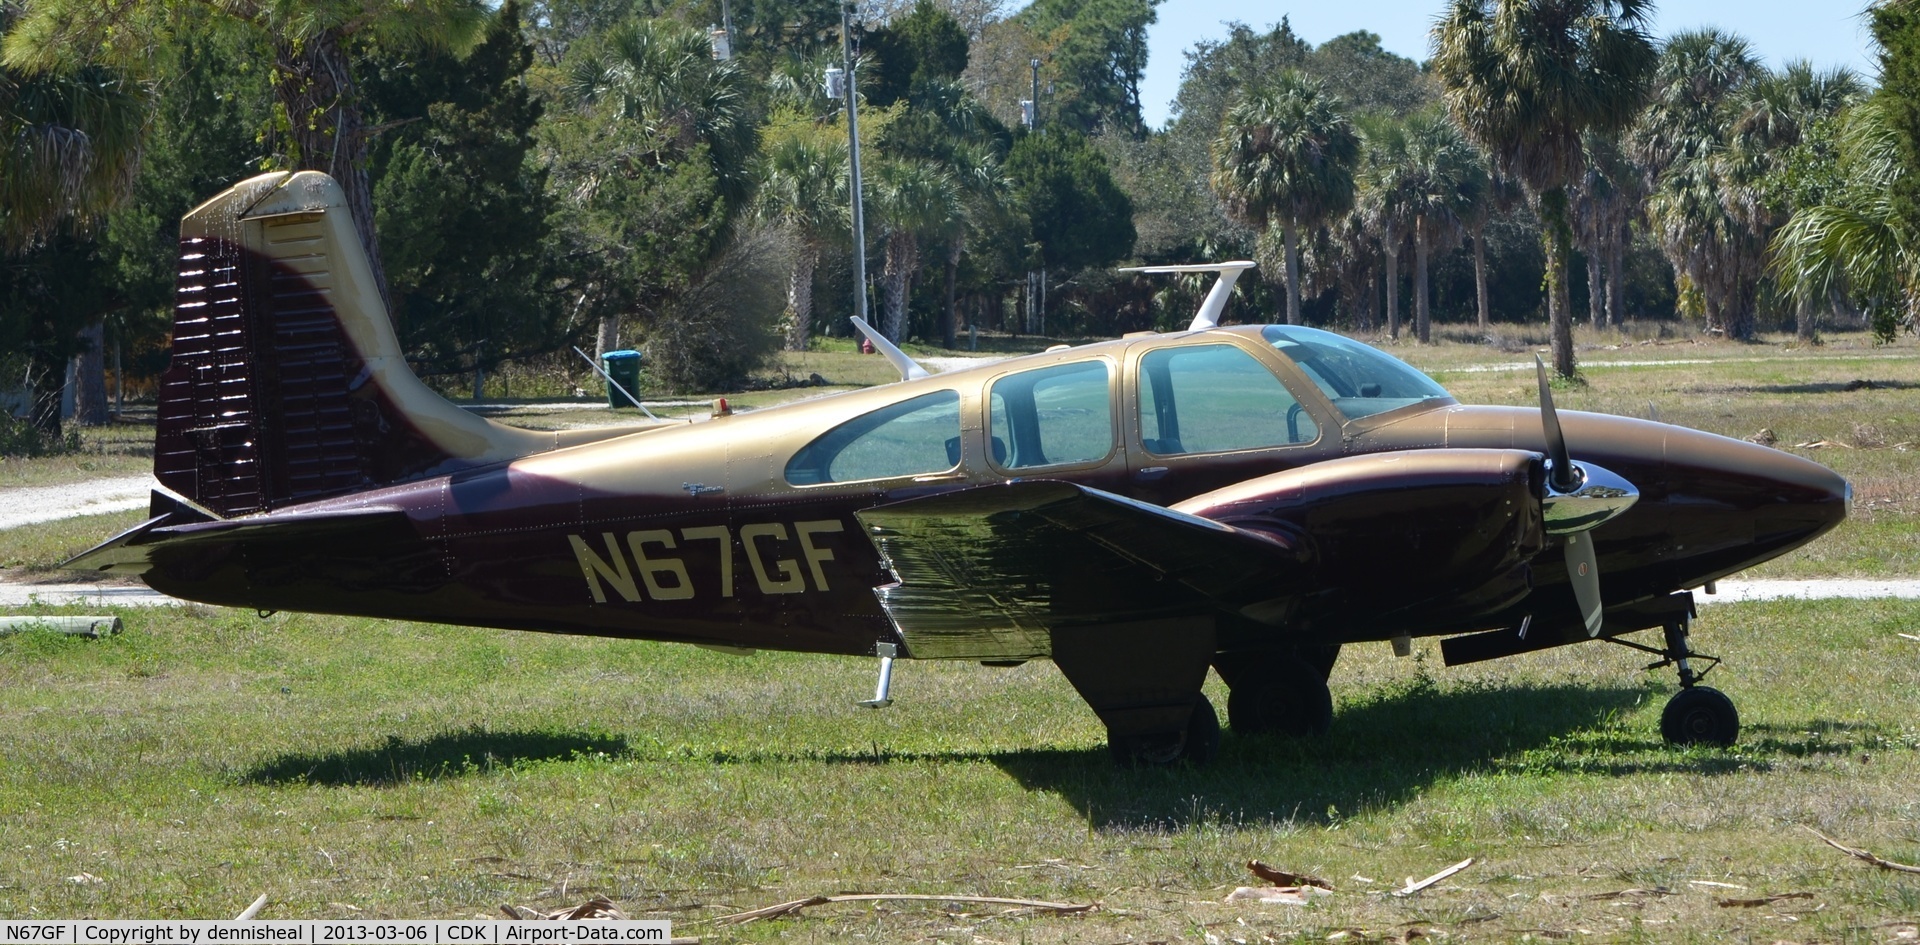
[988,360,1114,469]
[1137,344,1317,455]
[785,390,961,485]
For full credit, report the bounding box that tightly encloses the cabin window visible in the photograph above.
[785,390,962,485]
[1262,325,1452,421]
[988,360,1114,469]
[1137,344,1317,455]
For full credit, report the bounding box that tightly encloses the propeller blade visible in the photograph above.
[1564,531,1604,637]
[1534,356,1577,493]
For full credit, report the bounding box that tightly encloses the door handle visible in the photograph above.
[1134,466,1169,483]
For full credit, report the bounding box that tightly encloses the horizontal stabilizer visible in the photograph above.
[64,497,410,575]
[854,480,1308,660]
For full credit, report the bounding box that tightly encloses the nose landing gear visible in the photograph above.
[1607,619,1737,746]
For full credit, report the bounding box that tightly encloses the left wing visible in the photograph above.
[855,450,1552,661]
[854,480,1311,660]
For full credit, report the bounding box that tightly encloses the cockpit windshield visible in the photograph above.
[1261,326,1453,422]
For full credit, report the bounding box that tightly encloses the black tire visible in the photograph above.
[1224,653,1333,737]
[1184,692,1220,766]
[1109,693,1220,768]
[1661,686,1739,746]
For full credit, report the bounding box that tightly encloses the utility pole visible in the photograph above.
[840,4,869,328]
[1030,58,1040,130]
[1028,58,1043,337]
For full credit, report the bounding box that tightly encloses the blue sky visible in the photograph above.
[1139,0,1882,128]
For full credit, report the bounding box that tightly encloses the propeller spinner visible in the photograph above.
[1534,357,1641,635]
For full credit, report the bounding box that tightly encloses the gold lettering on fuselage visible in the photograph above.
[629,529,694,600]
[795,519,845,590]
[569,533,639,603]
[740,522,805,595]
[679,524,733,596]
[568,521,845,604]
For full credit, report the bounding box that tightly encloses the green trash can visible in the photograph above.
[602,349,642,408]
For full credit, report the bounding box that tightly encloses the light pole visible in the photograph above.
[710,0,735,59]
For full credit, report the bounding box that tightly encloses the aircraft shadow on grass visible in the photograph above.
[242,729,629,787]
[985,679,1882,830]
[232,684,1886,820]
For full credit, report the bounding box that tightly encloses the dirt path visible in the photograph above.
[0,475,153,529]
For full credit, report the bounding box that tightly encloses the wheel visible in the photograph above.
[1224,652,1333,737]
[1109,693,1220,768]
[1661,686,1739,746]
[1181,692,1221,766]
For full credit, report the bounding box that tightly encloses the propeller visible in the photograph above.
[1534,357,1640,636]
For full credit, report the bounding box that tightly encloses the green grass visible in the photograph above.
[0,420,153,489]
[0,597,1915,941]
[2,327,1918,938]
[0,508,150,574]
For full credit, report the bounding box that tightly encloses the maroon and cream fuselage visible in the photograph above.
[73,170,1849,683]
[129,338,1849,661]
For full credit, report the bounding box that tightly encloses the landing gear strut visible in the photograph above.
[1608,619,1737,746]
[1109,693,1220,767]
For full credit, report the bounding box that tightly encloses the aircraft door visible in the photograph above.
[1124,341,1331,504]
[981,358,1131,492]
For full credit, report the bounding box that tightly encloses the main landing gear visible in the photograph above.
[1607,619,1738,746]
[1213,645,1339,738]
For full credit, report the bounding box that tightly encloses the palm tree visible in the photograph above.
[1769,96,1914,340]
[1739,61,1865,339]
[566,17,758,354]
[937,139,1011,348]
[1431,0,1655,377]
[870,157,959,342]
[884,78,1013,348]
[1636,30,1765,337]
[1573,132,1639,329]
[757,132,848,350]
[1,4,149,436]
[0,63,146,252]
[568,18,757,210]
[1312,204,1382,332]
[1460,167,1519,332]
[1398,112,1486,342]
[1357,116,1415,338]
[5,0,487,304]
[1210,69,1359,326]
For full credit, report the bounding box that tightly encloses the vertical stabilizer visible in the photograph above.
[1119,261,1257,331]
[157,171,578,517]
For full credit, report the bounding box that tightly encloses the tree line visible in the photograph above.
[4,0,1918,443]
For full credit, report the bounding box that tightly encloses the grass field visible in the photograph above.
[0,597,1916,940]
[2,324,1918,939]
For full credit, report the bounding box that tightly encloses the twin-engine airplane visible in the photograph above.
[69,171,1850,766]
